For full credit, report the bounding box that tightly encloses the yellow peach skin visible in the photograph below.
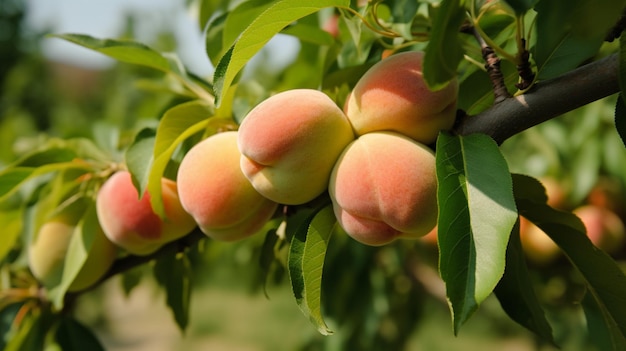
[238,89,355,205]
[177,131,279,241]
[29,211,117,292]
[329,131,438,246]
[96,171,197,256]
[345,51,458,144]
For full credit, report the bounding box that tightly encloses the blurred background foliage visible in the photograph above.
[1,0,625,350]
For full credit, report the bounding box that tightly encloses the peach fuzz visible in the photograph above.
[177,132,279,241]
[329,131,438,246]
[238,89,355,205]
[29,212,117,292]
[96,171,197,256]
[344,51,458,144]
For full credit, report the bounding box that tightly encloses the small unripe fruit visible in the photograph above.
[96,171,197,256]
[177,132,279,241]
[329,131,438,246]
[238,89,355,205]
[344,51,458,144]
[29,209,117,292]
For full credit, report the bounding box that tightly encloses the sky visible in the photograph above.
[24,0,214,75]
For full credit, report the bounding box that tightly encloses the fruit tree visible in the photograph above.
[2,0,626,350]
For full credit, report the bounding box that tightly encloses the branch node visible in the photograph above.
[515,39,535,91]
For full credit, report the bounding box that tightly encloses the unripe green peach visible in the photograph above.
[177,132,279,241]
[238,89,355,205]
[29,210,117,292]
[344,51,458,144]
[329,131,438,246]
[96,171,197,256]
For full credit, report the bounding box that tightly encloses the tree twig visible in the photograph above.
[454,54,620,144]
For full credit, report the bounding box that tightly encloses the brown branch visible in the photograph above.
[454,53,620,144]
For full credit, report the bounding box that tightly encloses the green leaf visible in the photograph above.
[0,162,91,203]
[288,205,336,335]
[582,291,626,351]
[502,0,536,15]
[213,0,350,106]
[48,204,100,309]
[281,23,336,46]
[534,0,626,79]
[0,208,23,263]
[494,220,555,345]
[423,0,466,90]
[3,309,50,351]
[616,95,626,148]
[153,247,192,332]
[513,174,626,340]
[55,316,105,351]
[154,100,213,157]
[53,33,172,73]
[125,128,156,197]
[435,132,518,334]
[146,101,211,218]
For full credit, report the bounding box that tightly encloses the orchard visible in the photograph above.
[1,0,626,350]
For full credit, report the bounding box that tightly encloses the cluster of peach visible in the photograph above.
[28,51,458,291]
[176,50,457,247]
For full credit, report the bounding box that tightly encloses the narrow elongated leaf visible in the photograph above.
[49,203,100,309]
[146,101,213,215]
[154,247,192,332]
[53,34,171,72]
[534,0,626,79]
[616,95,626,147]
[288,205,336,335]
[436,132,518,333]
[0,208,23,263]
[513,174,626,340]
[582,291,626,351]
[154,100,213,157]
[0,162,92,202]
[55,316,105,351]
[617,34,626,146]
[213,0,350,106]
[494,220,555,344]
[125,128,156,196]
[423,0,466,90]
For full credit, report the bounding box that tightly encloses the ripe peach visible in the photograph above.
[344,51,458,144]
[574,205,625,254]
[96,171,197,256]
[238,89,355,205]
[519,217,560,265]
[329,131,437,246]
[177,132,279,241]
[29,210,117,292]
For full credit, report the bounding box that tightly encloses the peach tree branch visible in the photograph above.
[455,53,620,144]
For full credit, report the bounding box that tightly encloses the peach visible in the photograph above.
[177,132,279,241]
[29,209,117,292]
[344,51,458,144]
[519,217,560,265]
[96,171,197,256]
[329,131,438,246]
[238,89,355,205]
[574,205,625,254]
